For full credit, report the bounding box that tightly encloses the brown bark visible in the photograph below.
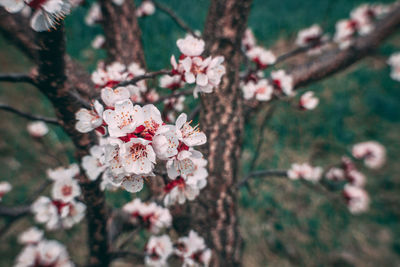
[183,0,253,266]
[99,0,146,67]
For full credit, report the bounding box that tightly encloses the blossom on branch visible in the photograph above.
[288,163,323,182]
[145,235,173,267]
[27,121,49,138]
[18,227,44,245]
[343,184,370,214]
[242,79,273,101]
[246,46,276,70]
[387,52,400,81]
[136,0,155,17]
[352,141,386,169]
[299,91,319,110]
[175,230,211,267]
[271,70,294,96]
[295,24,329,55]
[85,2,102,26]
[0,181,12,201]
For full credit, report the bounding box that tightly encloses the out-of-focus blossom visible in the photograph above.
[295,24,329,55]
[325,167,346,181]
[136,0,155,17]
[299,91,319,110]
[343,184,370,214]
[387,52,400,82]
[91,34,105,49]
[27,121,49,138]
[0,181,12,201]
[288,163,323,182]
[352,141,386,169]
[145,235,173,267]
[175,230,211,267]
[246,46,276,69]
[271,70,294,96]
[18,227,44,245]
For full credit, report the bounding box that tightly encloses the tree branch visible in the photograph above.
[152,0,199,37]
[0,73,36,85]
[0,103,59,125]
[237,169,288,188]
[115,69,171,88]
[110,250,145,261]
[0,205,30,217]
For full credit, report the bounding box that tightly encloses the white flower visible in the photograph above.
[91,34,105,49]
[325,167,345,181]
[387,52,400,82]
[15,239,74,267]
[103,99,144,137]
[82,145,107,181]
[0,0,25,13]
[346,170,366,187]
[100,87,130,108]
[175,230,211,267]
[350,4,390,36]
[166,150,202,180]
[271,70,294,96]
[295,24,329,55]
[91,62,129,89]
[145,89,159,103]
[123,199,172,233]
[242,28,256,50]
[85,2,102,26]
[145,235,173,267]
[352,141,386,169]
[27,0,71,32]
[343,184,370,214]
[246,46,276,69]
[288,163,323,182]
[242,79,273,101]
[0,181,12,201]
[299,91,319,110]
[159,74,184,90]
[152,125,180,160]
[61,200,86,229]
[75,100,104,133]
[136,0,155,17]
[111,0,124,6]
[51,176,81,203]
[47,164,79,181]
[177,35,205,57]
[334,19,357,49]
[193,56,226,97]
[27,121,49,137]
[175,113,207,147]
[18,227,44,245]
[120,138,156,174]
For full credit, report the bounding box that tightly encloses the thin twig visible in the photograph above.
[152,1,199,37]
[0,103,59,125]
[237,169,288,188]
[0,73,36,85]
[115,69,171,88]
[137,88,194,106]
[188,104,201,121]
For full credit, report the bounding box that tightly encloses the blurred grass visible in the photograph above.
[0,0,399,266]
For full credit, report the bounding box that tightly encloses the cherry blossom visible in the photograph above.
[242,28,256,51]
[15,239,74,267]
[242,79,273,101]
[350,4,390,36]
[82,145,107,181]
[152,125,180,160]
[91,34,105,49]
[123,198,172,233]
[271,70,294,96]
[295,24,329,55]
[246,46,276,70]
[346,170,366,187]
[325,167,346,181]
[343,184,370,214]
[288,163,323,182]
[175,230,212,267]
[166,149,202,180]
[27,121,49,138]
[387,52,400,82]
[47,164,79,181]
[136,0,155,17]
[145,235,173,267]
[85,2,102,26]
[18,227,44,245]
[177,35,205,57]
[299,91,319,110]
[352,141,386,169]
[51,176,81,203]
[0,181,12,201]
[175,113,207,147]
[75,100,104,134]
[160,74,184,90]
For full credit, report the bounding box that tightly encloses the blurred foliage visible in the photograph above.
[0,0,399,266]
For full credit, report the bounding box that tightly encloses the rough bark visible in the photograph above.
[99,0,146,67]
[184,0,253,266]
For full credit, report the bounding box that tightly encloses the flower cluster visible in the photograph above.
[75,87,208,201]
[145,230,211,267]
[136,0,155,17]
[122,198,172,234]
[0,0,70,32]
[31,164,86,230]
[299,91,319,110]
[242,28,276,69]
[287,163,323,182]
[387,52,400,82]
[170,35,226,97]
[295,24,329,55]
[15,230,74,267]
[334,3,392,49]
[0,181,12,201]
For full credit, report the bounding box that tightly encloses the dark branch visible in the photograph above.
[0,103,59,125]
[115,69,171,88]
[0,73,36,85]
[153,1,199,37]
[0,205,30,217]
[110,251,145,261]
[237,169,288,188]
